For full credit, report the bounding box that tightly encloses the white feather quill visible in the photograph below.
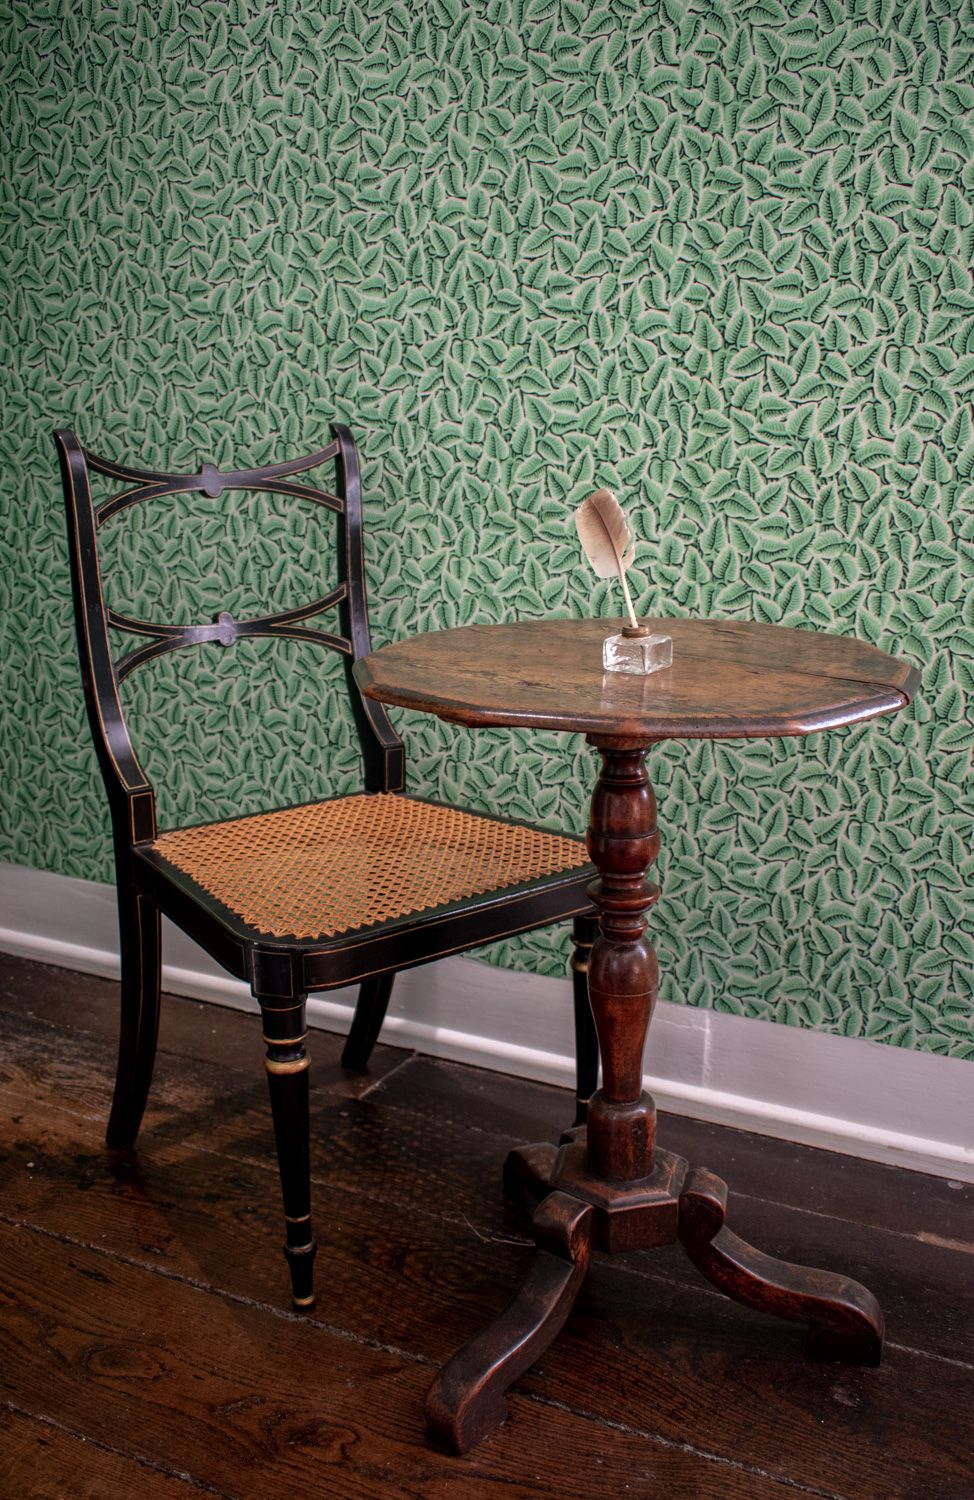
[575,487,640,631]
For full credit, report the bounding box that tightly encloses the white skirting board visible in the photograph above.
[0,860,971,1181]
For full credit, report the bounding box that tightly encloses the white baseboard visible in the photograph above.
[1,861,971,1181]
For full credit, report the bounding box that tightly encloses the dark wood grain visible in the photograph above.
[0,951,412,1091]
[4,1094,972,1499]
[2,994,972,1498]
[4,1000,971,1361]
[370,1056,974,1246]
[355,616,920,739]
[0,1223,802,1500]
[0,1407,209,1500]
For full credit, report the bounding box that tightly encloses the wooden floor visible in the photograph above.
[0,955,971,1499]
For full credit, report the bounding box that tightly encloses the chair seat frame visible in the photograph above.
[134,796,595,996]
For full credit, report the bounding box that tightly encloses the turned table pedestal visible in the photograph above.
[355,616,919,1454]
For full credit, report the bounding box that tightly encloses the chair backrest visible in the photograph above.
[55,423,405,847]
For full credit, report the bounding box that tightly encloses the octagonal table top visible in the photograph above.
[354,617,919,742]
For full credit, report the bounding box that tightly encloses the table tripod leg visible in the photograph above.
[679,1168,884,1365]
[425,1192,596,1454]
[502,1141,559,1208]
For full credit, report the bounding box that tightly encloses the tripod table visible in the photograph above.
[355,616,919,1454]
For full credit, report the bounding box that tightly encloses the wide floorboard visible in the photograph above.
[0,954,970,1498]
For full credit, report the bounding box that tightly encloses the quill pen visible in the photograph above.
[575,487,640,632]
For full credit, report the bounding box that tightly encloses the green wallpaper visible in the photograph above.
[1,1,972,1057]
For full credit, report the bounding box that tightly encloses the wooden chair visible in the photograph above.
[55,423,599,1310]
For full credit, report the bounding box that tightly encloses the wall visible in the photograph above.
[1,0,971,1058]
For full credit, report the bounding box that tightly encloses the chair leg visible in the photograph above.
[341,971,395,1071]
[106,888,162,1150]
[258,993,317,1310]
[571,914,599,1126]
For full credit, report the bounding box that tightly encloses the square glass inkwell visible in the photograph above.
[602,622,673,676]
[575,488,672,677]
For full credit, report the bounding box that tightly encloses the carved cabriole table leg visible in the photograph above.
[678,1168,884,1364]
[425,739,885,1455]
[425,1193,597,1456]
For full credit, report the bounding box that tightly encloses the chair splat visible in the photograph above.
[92,441,345,524]
[55,422,404,804]
[109,585,354,683]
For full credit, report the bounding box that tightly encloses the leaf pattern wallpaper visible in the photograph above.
[1,0,971,1057]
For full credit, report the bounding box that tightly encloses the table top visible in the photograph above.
[354,617,919,741]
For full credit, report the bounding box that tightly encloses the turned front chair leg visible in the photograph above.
[570,914,599,1125]
[258,993,317,1310]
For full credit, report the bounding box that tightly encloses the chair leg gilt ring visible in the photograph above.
[260,997,317,1309]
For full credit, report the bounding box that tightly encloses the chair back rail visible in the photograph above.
[55,423,404,848]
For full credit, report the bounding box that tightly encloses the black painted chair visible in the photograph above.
[55,423,598,1309]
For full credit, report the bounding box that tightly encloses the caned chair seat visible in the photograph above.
[147,794,590,942]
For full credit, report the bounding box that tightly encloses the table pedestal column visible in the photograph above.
[425,740,884,1457]
[545,740,687,1252]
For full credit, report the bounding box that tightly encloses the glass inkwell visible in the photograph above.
[602,621,673,676]
[575,487,673,677]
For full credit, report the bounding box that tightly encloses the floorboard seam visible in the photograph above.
[880,1340,974,1371]
[529,1394,852,1500]
[4,1112,969,1372]
[354,1050,420,1099]
[1,1398,237,1499]
[2,1213,852,1495]
[0,1212,435,1366]
[729,1185,971,1244]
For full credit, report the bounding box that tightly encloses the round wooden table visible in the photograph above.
[355,616,920,1454]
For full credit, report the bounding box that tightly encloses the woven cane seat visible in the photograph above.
[149,794,590,942]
